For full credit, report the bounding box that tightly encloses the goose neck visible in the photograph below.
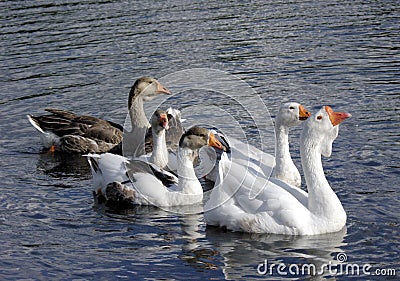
[273,124,299,184]
[300,137,344,218]
[149,129,168,169]
[129,96,150,129]
[177,147,203,195]
[301,143,328,190]
[275,124,292,164]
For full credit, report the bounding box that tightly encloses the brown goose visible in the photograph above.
[27,77,171,154]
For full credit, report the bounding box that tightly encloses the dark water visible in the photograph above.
[1,0,399,280]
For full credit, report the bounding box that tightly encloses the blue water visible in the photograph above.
[0,0,399,280]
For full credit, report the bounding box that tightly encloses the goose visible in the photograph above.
[87,126,224,208]
[27,77,172,154]
[272,102,311,187]
[137,109,170,169]
[196,102,311,187]
[204,106,351,235]
[135,108,185,172]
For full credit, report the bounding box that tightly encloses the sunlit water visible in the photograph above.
[0,0,399,280]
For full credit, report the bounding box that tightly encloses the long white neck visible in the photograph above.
[177,148,203,196]
[300,136,345,220]
[149,129,168,169]
[129,96,150,129]
[273,123,300,187]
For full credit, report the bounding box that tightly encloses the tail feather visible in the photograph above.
[27,115,45,134]
[84,153,106,194]
[28,114,61,148]
[27,113,74,133]
[85,153,129,194]
[85,154,102,174]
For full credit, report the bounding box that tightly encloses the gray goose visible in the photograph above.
[27,77,171,154]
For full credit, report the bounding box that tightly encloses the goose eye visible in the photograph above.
[289,106,295,110]
[317,116,322,120]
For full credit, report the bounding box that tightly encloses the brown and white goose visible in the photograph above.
[87,126,224,208]
[27,77,171,154]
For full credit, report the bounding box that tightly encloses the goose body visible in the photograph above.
[28,77,171,154]
[87,126,224,208]
[204,106,351,235]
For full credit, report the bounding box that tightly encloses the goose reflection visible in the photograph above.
[205,226,347,280]
[177,211,221,272]
[92,203,222,274]
[35,152,91,179]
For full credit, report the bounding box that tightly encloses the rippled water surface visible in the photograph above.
[1,0,399,280]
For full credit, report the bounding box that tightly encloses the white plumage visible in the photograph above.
[204,106,351,235]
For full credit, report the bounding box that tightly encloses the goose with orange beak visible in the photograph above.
[27,77,172,154]
[197,102,311,188]
[205,105,351,235]
[87,126,224,208]
[272,102,311,187]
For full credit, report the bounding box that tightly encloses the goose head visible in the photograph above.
[150,109,169,134]
[128,77,171,108]
[179,127,224,157]
[275,102,311,128]
[302,106,351,157]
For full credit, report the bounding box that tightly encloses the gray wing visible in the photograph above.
[126,159,178,187]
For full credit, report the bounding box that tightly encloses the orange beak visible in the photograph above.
[159,113,169,129]
[299,104,311,120]
[156,82,171,95]
[325,106,351,126]
[208,133,224,150]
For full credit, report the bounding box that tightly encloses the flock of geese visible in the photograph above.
[27,76,351,235]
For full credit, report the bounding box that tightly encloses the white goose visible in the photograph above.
[204,106,351,235]
[135,109,184,173]
[27,77,174,154]
[197,102,311,188]
[272,102,311,187]
[135,109,170,169]
[87,126,224,208]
